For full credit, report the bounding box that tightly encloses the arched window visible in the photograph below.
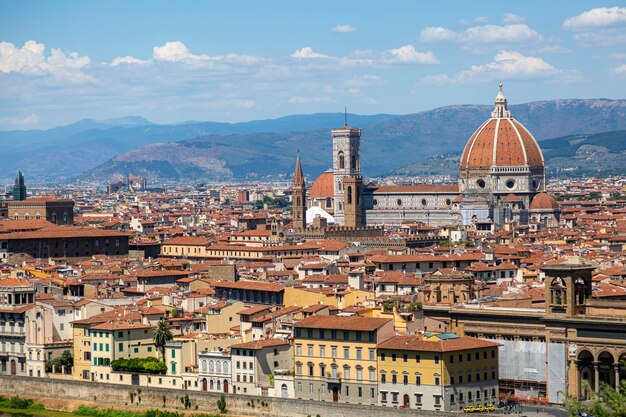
[351,155,356,170]
[24,213,30,220]
[35,213,41,220]
[201,360,207,373]
[347,186,352,204]
[325,197,331,208]
[296,196,301,206]
[216,361,221,373]
[209,360,214,373]
[223,361,229,374]
[13,214,18,220]
[338,152,345,169]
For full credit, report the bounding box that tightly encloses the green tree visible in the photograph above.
[152,320,173,359]
[216,395,227,414]
[565,379,626,417]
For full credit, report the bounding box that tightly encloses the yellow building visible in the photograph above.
[283,286,374,309]
[89,320,156,383]
[293,315,394,405]
[377,333,500,412]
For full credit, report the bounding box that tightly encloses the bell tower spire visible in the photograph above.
[292,151,306,231]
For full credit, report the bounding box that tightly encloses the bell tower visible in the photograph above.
[291,151,306,231]
[332,119,361,226]
[541,262,593,318]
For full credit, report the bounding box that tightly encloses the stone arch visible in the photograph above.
[598,350,615,388]
[577,349,594,399]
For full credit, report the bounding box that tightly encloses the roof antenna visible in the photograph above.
[344,106,348,127]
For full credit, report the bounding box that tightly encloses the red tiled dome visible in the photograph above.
[309,170,334,199]
[530,193,559,210]
[460,118,544,169]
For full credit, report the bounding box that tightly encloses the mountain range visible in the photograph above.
[2,99,626,184]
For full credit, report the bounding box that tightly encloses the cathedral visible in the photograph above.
[292,84,560,229]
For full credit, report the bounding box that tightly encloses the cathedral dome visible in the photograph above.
[460,83,544,170]
[309,170,334,199]
[530,192,559,210]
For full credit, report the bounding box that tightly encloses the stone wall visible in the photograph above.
[0,375,456,417]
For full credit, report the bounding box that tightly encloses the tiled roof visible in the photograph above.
[294,315,391,331]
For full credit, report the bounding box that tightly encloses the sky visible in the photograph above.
[1,1,626,130]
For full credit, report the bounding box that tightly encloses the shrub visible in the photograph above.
[216,395,227,414]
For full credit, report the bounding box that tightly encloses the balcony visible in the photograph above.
[324,372,342,384]
[0,329,25,337]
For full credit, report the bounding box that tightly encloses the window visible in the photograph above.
[308,364,314,376]
[415,373,421,385]
[467,353,471,361]
[403,354,408,362]
[459,354,463,363]
[172,350,176,358]
[296,344,302,356]
[133,347,138,353]
[331,346,337,358]
[118,343,123,351]
[171,363,176,374]
[345,386,349,396]
[475,352,480,360]
[468,373,472,383]
[392,353,396,362]
[434,355,439,364]
[380,372,387,384]
[460,392,464,402]
[434,374,440,385]
[343,347,349,359]
[459,374,464,384]
[415,354,421,363]
[369,349,375,360]
[415,394,423,406]
[371,388,375,398]
[381,392,387,402]
[344,366,350,380]
[307,345,313,356]
[356,348,362,360]
[343,330,349,341]
[356,332,362,341]
[358,387,362,397]
[491,350,495,358]
[451,394,455,404]
[369,368,375,382]
[319,345,325,357]
[450,355,454,363]
[434,395,441,406]
[380,353,386,361]
[403,373,408,385]
[450,376,455,384]
[391,372,397,384]
[356,367,362,381]
[391,392,398,404]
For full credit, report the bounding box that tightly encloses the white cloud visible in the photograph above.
[563,7,626,30]
[421,50,579,84]
[0,112,40,127]
[420,24,542,45]
[473,16,489,24]
[419,27,457,42]
[110,56,149,66]
[503,13,525,24]
[613,64,626,74]
[153,41,194,61]
[291,47,329,59]
[572,28,626,46]
[288,95,331,104]
[332,24,356,33]
[0,40,90,81]
[385,45,439,64]
[609,53,626,59]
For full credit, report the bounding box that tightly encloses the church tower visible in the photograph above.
[291,151,306,231]
[332,122,362,226]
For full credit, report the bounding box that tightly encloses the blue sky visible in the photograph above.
[1,1,626,129]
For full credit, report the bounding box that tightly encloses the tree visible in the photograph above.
[45,350,73,374]
[565,378,626,417]
[216,395,227,414]
[152,320,173,359]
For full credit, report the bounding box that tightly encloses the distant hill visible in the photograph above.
[85,99,626,183]
[392,130,626,178]
[0,113,395,182]
[2,99,626,183]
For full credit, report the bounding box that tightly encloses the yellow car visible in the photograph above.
[487,404,495,412]
[464,406,476,413]
[476,405,487,412]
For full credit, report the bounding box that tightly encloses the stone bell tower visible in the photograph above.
[291,151,306,231]
[541,262,593,318]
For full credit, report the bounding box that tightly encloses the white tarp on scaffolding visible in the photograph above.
[547,342,567,404]
[488,339,567,405]
[497,339,546,382]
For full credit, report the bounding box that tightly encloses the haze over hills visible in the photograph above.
[392,130,626,178]
[2,99,626,183]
